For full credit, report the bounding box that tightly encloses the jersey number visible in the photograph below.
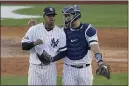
[51,38,59,48]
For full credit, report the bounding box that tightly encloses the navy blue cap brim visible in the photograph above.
[44,12,57,15]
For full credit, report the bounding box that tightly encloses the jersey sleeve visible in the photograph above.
[85,25,98,45]
[58,29,67,52]
[21,27,34,43]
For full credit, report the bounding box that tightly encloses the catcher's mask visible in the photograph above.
[62,5,81,28]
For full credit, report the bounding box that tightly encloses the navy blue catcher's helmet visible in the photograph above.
[62,5,81,28]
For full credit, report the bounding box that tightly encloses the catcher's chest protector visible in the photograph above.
[64,23,90,60]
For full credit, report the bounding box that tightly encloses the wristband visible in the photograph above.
[95,53,103,62]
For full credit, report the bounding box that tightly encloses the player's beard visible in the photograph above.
[45,20,55,31]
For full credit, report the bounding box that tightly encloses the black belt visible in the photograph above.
[65,63,90,69]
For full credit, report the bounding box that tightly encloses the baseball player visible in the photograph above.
[61,5,110,85]
[60,5,110,85]
[21,7,66,85]
[28,5,111,85]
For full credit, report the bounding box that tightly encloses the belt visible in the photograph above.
[65,63,90,69]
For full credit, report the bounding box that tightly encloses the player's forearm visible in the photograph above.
[90,44,103,62]
[52,50,66,62]
[90,44,100,54]
[22,42,35,50]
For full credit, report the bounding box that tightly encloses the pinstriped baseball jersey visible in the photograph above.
[21,23,67,65]
[21,23,66,85]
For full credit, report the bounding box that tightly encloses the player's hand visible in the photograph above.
[34,39,43,46]
[28,19,37,27]
[96,61,111,79]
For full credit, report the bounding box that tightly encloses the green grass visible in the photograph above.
[1,4,128,28]
[1,18,43,27]
[93,73,128,85]
[1,73,128,85]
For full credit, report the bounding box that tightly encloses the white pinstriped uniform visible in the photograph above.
[62,24,98,85]
[21,23,66,85]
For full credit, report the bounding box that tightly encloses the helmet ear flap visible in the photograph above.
[70,11,81,23]
[74,12,81,21]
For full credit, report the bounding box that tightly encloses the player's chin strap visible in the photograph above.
[69,13,80,28]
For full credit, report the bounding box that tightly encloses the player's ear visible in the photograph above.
[43,15,46,21]
[43,13,46,18]
[43,15,45,18]
[43,15,47,22]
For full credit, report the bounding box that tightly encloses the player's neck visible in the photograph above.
[72,20,80,29]
[44,22,54,31]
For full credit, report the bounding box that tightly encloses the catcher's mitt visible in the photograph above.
[36,50,53,65]
[96,61,111,79]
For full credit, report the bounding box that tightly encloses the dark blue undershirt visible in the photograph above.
[22,42,35,50]
[52,50,67,62]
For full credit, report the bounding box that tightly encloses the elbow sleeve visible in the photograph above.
[22,42,35,50]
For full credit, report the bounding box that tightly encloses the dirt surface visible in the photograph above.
[1,26,128,76]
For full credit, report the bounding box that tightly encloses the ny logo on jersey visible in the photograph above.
[51,38,59,48]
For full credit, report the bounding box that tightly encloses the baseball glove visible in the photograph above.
[36,50,53,65]
[96,61,111,79]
